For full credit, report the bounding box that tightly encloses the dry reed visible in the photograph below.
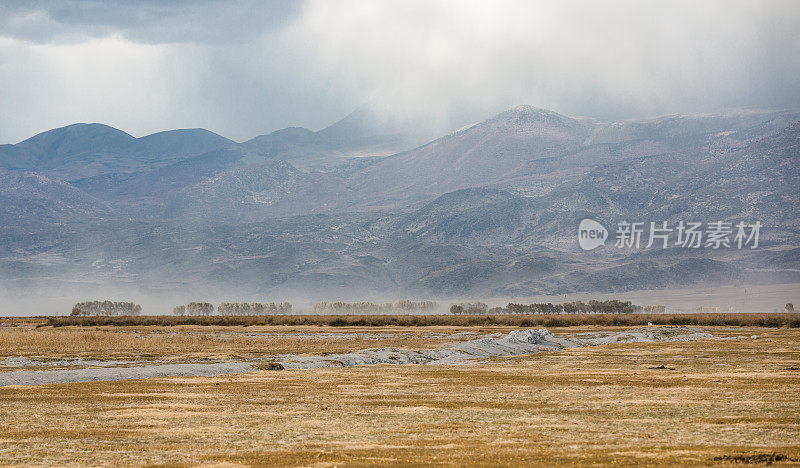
[42,313,800,328]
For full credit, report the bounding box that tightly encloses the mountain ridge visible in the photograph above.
[1,105,798,299]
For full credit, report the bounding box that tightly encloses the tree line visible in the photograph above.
[172,302,292,316]
[217,302,292,315]
[71,301,142,316]
[449,302,489,315]
[173,302,214,316]
[451,300,649,315]
[69,298,659,316]
[312,300,439,315]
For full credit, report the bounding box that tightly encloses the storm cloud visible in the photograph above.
[1,0,798,143]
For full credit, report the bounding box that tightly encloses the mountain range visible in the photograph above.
[1,105,798,307]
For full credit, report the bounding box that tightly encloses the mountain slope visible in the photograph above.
[345,106,594,206]
[316,105,441,155]
[240,106,442,170]
[537,121,800,234]
[0,170,110,228]
[1,107,798,300]
[346,107,800,208]
[0,124,235,180]
[123,128,235,166]
[73,148,249,200]
[0,124,134,176]
[163,159,344,221]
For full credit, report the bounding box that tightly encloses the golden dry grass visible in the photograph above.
[0,326,798,466]
[0,324,488,364]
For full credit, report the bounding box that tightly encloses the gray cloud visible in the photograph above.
[0,0,301,44]
[0,0,798,143]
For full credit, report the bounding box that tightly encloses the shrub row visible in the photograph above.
[46,313,800,328]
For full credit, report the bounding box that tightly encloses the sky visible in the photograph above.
[0,0,799,143]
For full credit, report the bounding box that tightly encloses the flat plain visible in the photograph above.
[0,319,799,466]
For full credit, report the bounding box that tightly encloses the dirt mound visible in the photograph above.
[0,327,728,386]
[275,327,717,369]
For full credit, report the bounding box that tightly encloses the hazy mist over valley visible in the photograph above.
[1,0,798,315]
[1,104,798,315]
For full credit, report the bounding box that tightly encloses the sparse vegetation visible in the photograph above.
[44,313,800,328]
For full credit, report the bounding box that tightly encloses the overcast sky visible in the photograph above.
[1,0,799,143]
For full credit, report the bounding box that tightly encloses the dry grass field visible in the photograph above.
[0,323,493,367]
[0,321,799,466]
